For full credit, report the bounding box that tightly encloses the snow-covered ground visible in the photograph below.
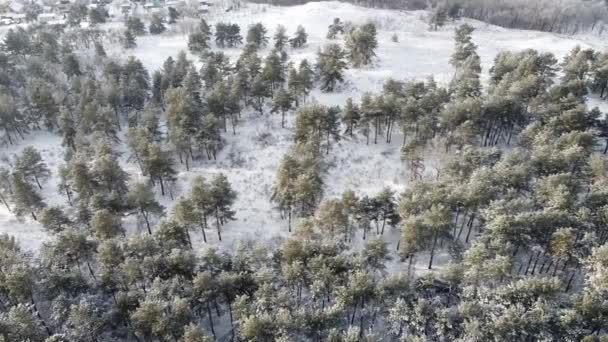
[2,1,608,273]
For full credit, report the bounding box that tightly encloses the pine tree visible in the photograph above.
[273,153,299,231]
[183,323,214,342]
[90,209,125,240]
[298,59,314,100]
[149,13,166,35]
[450,55,482,99]
[95,41,106,57]
[327,18,344,39]
[10,173,45,220]
[246,23,269,49]
[561,46,594,83]
[39,206,71,234]
[168,7,180,24]
[126,16,146,35]
[450,24,478,69]
[188,19,212,54]
[65,299,106,342]
[63,157,95,208]
[375,187,399,235]
[2,304,48,341]
[261,49,285,93]
[316,198,348,239]
[0,94,27,146]
[145,143,176,197]
[63,53,82,79]
[2,27,32,56]
[316,44,348,92]
[193,272,218,338]
[216,22,243,48]
[210,173,237,241]
[295,103,340,154]
[14,146,50,190]
[89,4,109,25]
[30,82,59,130]
[342,97,360,137]
[271,88,294,128]
[321,106,341,154]
[130,300,167,341]
[0,167,12,211]
[165,87,198,168]
[429,6,447,31]
[91,143,129,197]
[591,52,608,98]
[345,23,378,67]
[290,25,308,48]
[123,29,137,49]
[155,219,192,249]
[127,182,164,235]
[188,176,213,243]
[198,113,222,160]
[273,25,288,51]
[250,75,271,114]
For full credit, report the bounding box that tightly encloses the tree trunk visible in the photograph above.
[228,301,234,327]
[215,208,222,241]
[428,232,438,269]
[159,176,165,196]
[281,111,285,128]
[200,221,207,243]
[142,210,152,235]
[565,271,576,292]
[524,252,535,275]
[66,189,73,206]
[374,118,378,144]
[465,213,475,243]
[530,251,543,275]
[456,209,468,240]
[552,258,560,276]
[31,297,52,336]
[86,260,97,281]
[206,302,216,339]
[0,193,10,212]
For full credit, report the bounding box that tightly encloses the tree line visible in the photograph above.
[250,0,608,35]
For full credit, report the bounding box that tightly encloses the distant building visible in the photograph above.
[165,0,179,8]
[120,2,131,15]
[198,0,213,14]
[143,0,162,10]
[0,12,25,24]
[56,0,71,14]
[38,12,57,23]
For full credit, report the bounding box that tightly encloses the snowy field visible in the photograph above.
[1,1,607,272]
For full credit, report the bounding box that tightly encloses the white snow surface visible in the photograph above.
[2,1,608,274]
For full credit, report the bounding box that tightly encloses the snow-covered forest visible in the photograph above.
[250,0,608,34]
[1,0,608,341]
